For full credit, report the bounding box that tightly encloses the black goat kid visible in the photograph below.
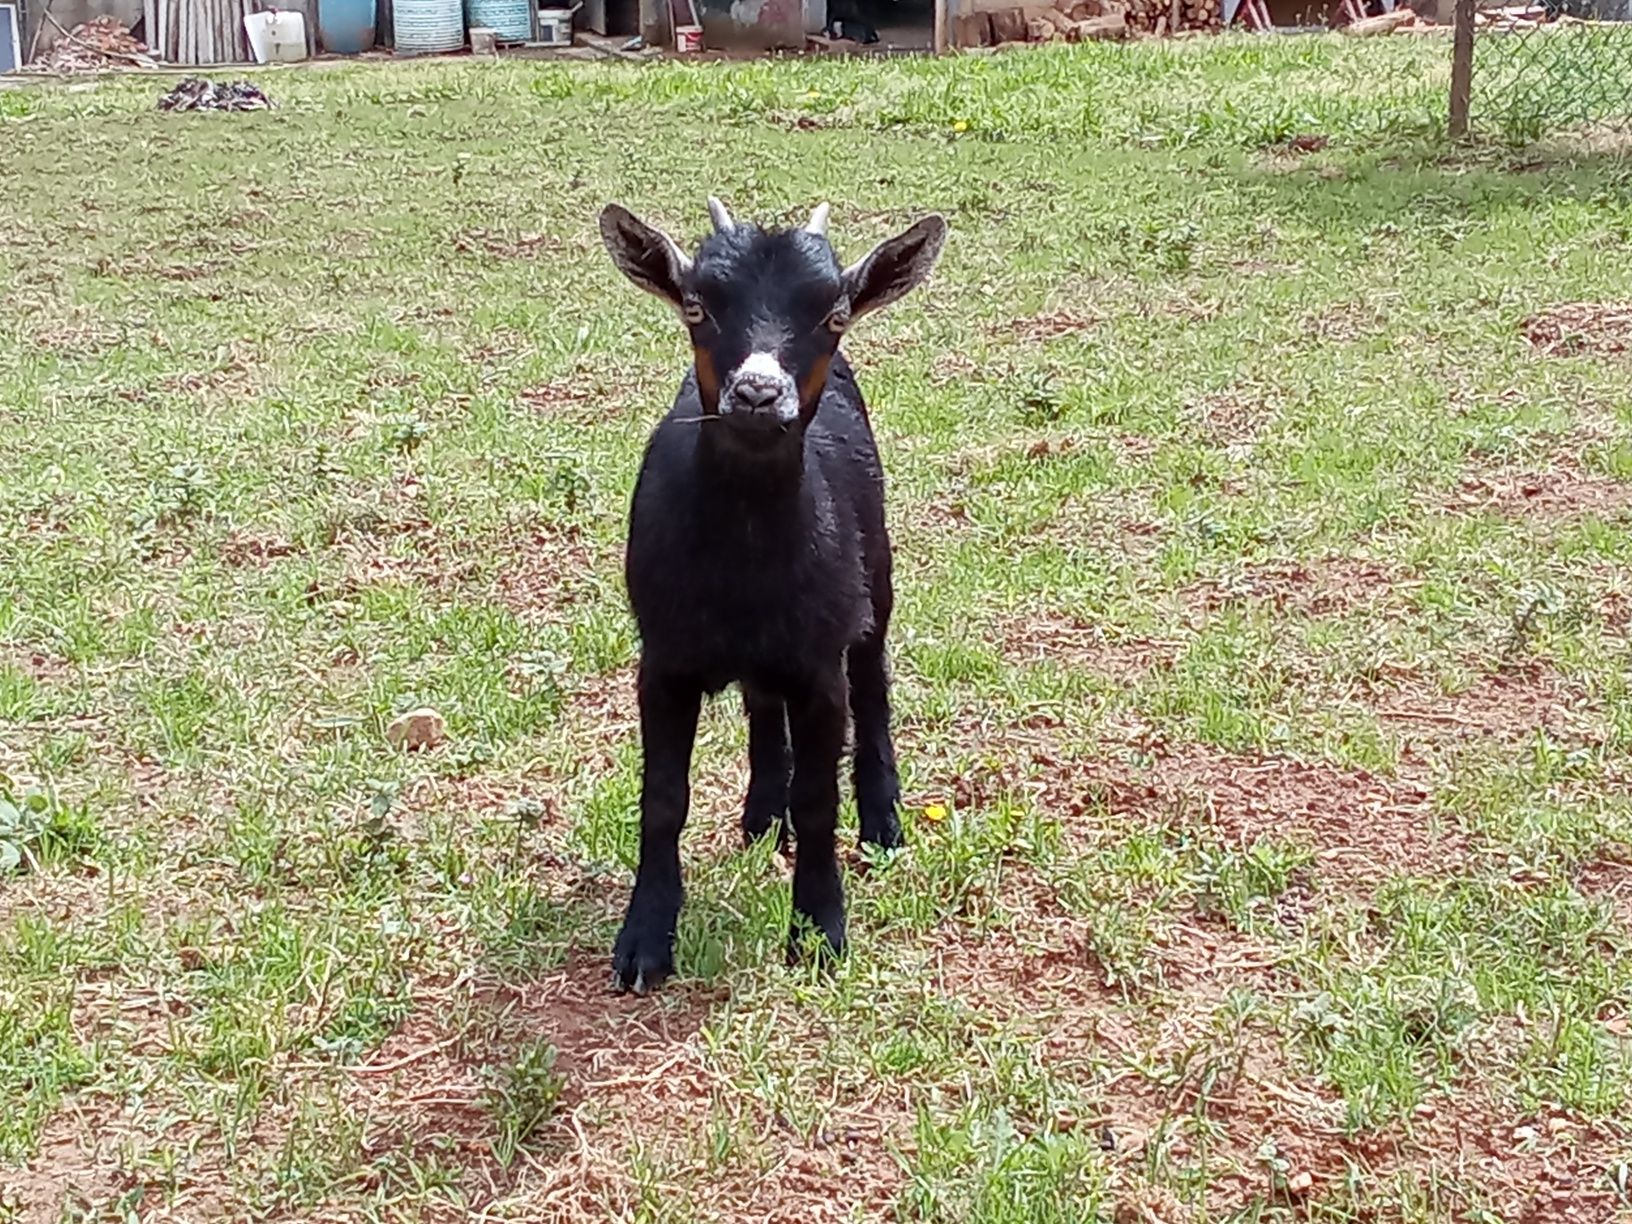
[599,197,946,993]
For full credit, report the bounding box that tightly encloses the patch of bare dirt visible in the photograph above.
[1388,1099,1630,1224]
[29,313,123,355]
[518,378,597,416]
[929,876,1625,1221]
[1105,1028,1628,1221]
[1099,1022,1351,1210]
[1114,434,1157,463]
[1,1117,131,1224]
[1184,555,1410,619]
[1160,292,1222,323]
[996,308,1102,344]
[1373,662,1603,749]
[516,357,665,423]
[994,611,1176,682]
[931,929,1106,1016]
[1523,301,1632,358]
[327,957,907,1222]
[1187,387,1274,446]
[1300,300,1386,344]
[944,434,1090,478]
[929,349,981,387]
[275,957,717,1217]
[220,530,299,567]
[453,228,569,259]
[1057,744,1454,892]
[1601,589,1631,634]
[1445,457,1632,520]
[2,647,74,685]
[154,343,260,399]
[1576,855,1632,930]
[488,525,602,626]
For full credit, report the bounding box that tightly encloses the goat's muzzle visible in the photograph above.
[719,353,801,441]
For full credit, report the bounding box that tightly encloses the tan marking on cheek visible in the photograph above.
[799,354,833,409]
[694,347,720,408]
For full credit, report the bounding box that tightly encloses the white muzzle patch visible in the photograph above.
[725,351,801,425]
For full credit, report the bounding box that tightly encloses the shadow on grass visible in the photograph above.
[1225,136,1632,231]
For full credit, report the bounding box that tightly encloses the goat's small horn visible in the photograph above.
[707,196,735,234]
[805,202,831,237]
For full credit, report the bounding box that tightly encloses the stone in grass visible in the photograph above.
[387,707,447,752]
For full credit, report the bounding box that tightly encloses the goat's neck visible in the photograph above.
[696,429,806,497]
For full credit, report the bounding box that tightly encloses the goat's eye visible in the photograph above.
[682,300,705,326]
[825,308,850,335]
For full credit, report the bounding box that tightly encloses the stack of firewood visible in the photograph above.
[1473,3,1555,27]
[956,0,1235,46]
[1127,0,1222,34]
[957,0,1131,45]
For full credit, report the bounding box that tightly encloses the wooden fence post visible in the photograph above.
[1449,0,1475,138]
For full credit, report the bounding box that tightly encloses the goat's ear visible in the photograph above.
[599,204,692,311]
[842,215,947,322]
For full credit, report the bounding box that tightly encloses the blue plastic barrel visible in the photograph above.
[466,0,532,39]
[394,0,465,53]
[320,0,378,52]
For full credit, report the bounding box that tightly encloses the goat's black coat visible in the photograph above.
[600,202,943,993]
[627,356,887,693]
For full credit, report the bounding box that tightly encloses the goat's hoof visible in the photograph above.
[742,807,792,852]
[859,821,903,853]
[786,910,846,967]
[612,928,675,995]
[611,967,660,996]
[858,800,903,851]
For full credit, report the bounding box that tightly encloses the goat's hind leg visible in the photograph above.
[613,665,701,994]
[786,666,848,963]
[741,687,792,852]
[848,634,903,851]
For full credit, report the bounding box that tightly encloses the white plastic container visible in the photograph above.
[244,9,309,62]
[536,6,572,43]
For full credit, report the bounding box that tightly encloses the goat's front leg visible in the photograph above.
[785,666,849,963]
[613,664,700,994]
[742,687,792,851]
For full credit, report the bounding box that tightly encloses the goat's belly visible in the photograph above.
[633,589,868,686]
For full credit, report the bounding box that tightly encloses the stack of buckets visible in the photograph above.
[387,0,568,49]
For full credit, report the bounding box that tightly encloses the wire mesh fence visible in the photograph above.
[1457,0,1632,139]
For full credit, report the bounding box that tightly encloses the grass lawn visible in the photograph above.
[3,36,1632,1223]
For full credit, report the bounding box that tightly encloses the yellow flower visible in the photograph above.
[951,120,969,133]
[923,803,949,823]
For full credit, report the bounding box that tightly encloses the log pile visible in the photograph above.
[958,0,1231,47]
[1472,3,1590,27]
[27,16,159,71]
[959,0,1133,45]
[1128,0,1223,35]
[1340,7,1419,32]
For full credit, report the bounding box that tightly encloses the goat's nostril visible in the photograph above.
[731,378,781,411]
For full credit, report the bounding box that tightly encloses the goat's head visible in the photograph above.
[599,197,945,445]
